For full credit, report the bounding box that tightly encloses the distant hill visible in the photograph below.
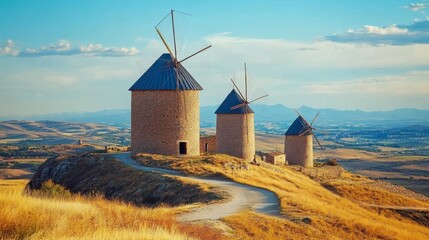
[1,105,428,128]
[0,120,130,146]
[0,110,131,128]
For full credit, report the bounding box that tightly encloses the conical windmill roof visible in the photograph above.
[129,53,203,91]
[284,116,312,136]
[215,89,254,114]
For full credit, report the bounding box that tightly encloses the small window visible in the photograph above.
[179,142,187,155]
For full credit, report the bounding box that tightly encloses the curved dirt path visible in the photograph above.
[110,153,281,221]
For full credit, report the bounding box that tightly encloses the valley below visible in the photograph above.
[1,119,428,197]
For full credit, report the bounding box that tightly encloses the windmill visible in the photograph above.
[294,110,324,150]
[215,63,268,161]
[230,63,269,139]
[128,10,210,157]
[284,111,325,167]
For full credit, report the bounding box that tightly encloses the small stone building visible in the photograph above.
[129,53,202,157]
[284,116,313,168]
[264,151,286,165]
[200,135,216,154]
[215,89,255,161]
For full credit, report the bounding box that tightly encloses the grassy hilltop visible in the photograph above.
[1,153,429,239]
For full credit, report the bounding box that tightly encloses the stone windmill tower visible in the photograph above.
[284,111,323,167]
[129,10,211,157]
[215,63,268,161]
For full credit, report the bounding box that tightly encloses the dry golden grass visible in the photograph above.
[224,211,325,240]
[0,179,224,240]
[324,182,429,208]
[315,148,427,162]
[315,148,379,160]
[255,133,284,152]
[136,154,429,239]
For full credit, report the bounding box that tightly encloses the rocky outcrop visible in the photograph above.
[27,154,220,206]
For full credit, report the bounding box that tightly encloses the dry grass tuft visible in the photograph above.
[224,211,325,240]
[0,179,224,240]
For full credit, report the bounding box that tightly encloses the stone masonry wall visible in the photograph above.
[131,90,200,156]
[265,154,286,165]
[284,135,313,167]
[200,135,216,154]
[216,113,255,161]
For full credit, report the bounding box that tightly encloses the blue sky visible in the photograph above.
[1,0,428,116]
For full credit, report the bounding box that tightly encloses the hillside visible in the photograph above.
[0,179,224,240]
[134,154,429,239]
[27,154,221,207]
[2,152,429,239]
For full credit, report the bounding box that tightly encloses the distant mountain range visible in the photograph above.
[1,104,428,128]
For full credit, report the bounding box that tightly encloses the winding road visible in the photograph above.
[110,153,281,221]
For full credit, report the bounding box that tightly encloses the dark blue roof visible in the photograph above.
[129,53,203,91]
[284,116,312,136]
[215,89,254,114]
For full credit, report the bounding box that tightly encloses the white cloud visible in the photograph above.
[203,33,429,70]
[324,19,429,45]
[2,32,428,114]
[0,40,19,56]
[405,3,429,11]
[360,25,408,35]
[186,33,429,110]
[0,40,139,57]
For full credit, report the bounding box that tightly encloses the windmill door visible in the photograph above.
[204,143,209,153]
[179,142,187,155]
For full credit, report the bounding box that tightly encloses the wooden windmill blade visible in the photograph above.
[313,133,324,150]
[230,78,247,110]
[243,63,249,142]
[230,79,245,99]
[244,62,248,103]
[179,45,212,64]
[171,9,178,61]
[247,94,269,104]
[298,127,312,137]
[294,109,312,127]
[155,10,179,90]
[310,112,326,150]
[294,110,310,134]
[310,112,320,127]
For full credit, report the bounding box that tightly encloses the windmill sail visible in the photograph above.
[155,10,211,66]
[153,9,211,119]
